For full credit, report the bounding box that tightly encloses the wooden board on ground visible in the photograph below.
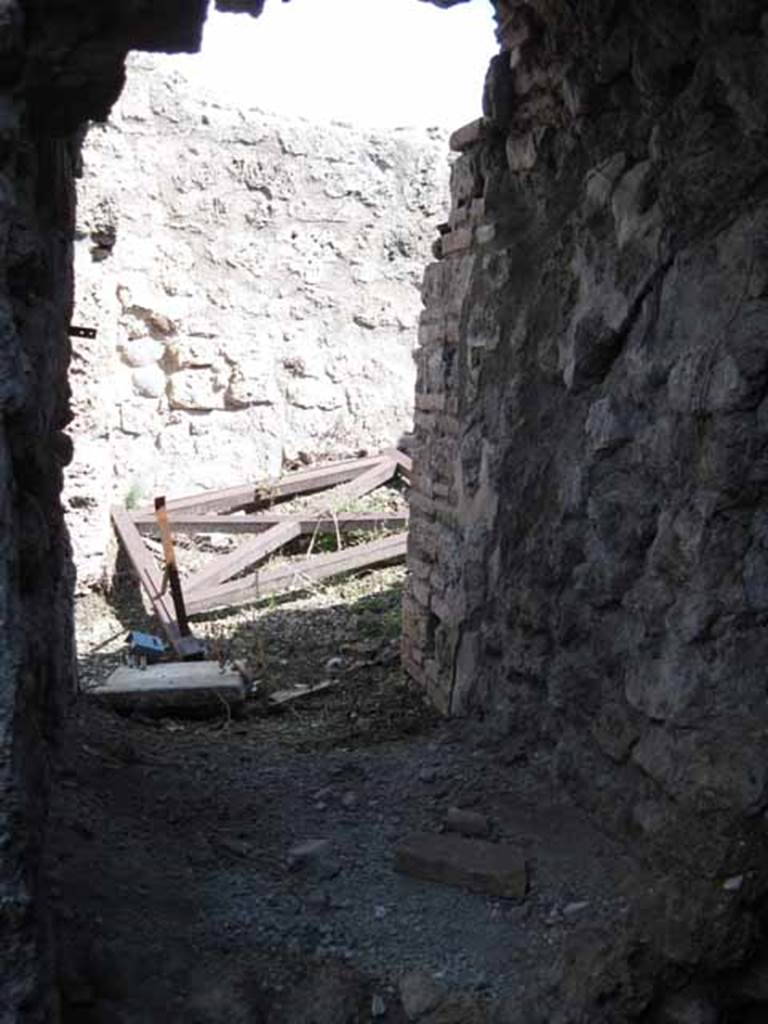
[184,520,303,596]
[110,505,187,656]
[133,454,386,517]
[186,531,408,615]
[112,449,410,635]
[310,457,397,510]
[89,661,246,716]
[132,511,409,536]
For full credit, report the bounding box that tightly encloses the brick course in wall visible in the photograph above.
[403,118,497,715]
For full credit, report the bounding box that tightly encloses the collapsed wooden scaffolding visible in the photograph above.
[111,449,411,656]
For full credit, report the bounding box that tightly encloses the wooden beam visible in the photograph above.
[154,495,192,638]
[387,447,413,477]
[186,532,407,616]
[132,511,409,535]
[110,505,186,655]
[133,454,385,517]
[184,519,303,596]
[183,458,398,597]
[312,457,397,511]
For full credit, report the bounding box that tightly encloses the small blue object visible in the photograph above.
[126,631,167,663]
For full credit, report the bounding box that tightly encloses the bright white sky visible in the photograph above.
[163,0,497,128]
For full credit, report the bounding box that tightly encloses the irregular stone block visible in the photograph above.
[399,970,444,1020]
[168,368,223,411]
[283,377,342,411]
[131,365,166,399]
[286,838,340,880]
[585,151,627,210]
[89,661,245,716]
[119,337,164,368]
[658,987,718,1024]
[167,336,218,370]
[506,131,537,172]
[394,833,527,898]
[449,118,487,153]
[611,159,660,249]
[584,397,634,455]
[444,807,491,837]
[729,950,768,1002]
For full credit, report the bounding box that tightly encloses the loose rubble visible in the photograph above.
[51,566,662,1022]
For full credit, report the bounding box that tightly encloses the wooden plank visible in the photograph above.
[187,532,407,616]
[261,529,407,591]
[313,457,396,511]
[184,519,303,596]
[133,511,409,535]
[385,447,413,476]
[110,505,185,654]
[133,454,384,517]
[154,495,192,638]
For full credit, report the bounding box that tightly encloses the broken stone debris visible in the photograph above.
[395,832,527,899]
[444,806,490,837]
[88,661,246,716]
[287,838,341,880]
[267,679,336,708]
[399,969,445,1020]
[730,949,768,1002]
[371,993,386,1017]
[658,986,719,1024]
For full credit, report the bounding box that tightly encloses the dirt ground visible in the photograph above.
[47,563,649,1023]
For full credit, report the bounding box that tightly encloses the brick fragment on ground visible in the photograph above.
[394,832,527,899]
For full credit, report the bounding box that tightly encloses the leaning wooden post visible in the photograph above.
[154,495,192,638]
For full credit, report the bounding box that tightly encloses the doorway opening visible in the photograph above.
[52,4,526,1022]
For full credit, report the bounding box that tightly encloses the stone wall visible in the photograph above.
[67,54,449,585]
[0,2,459,1018]
[403,0,768,997]
[1,3,210,1019]
[4,0,768,1017]
[0,128,78,1024]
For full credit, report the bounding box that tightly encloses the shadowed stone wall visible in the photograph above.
[0,3,461,1018]
[403,0,768,999]
[1,3,208,1018]
[4,0,768,1017]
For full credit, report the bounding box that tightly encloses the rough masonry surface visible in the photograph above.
[3,0,768,1019]
[403,0,768,1011]
[1,3,215,1019]
[1,0,457,1014]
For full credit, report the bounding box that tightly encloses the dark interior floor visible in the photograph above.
[47,692,646,1023]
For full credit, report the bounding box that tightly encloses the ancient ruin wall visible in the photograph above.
[404,0,768,988]
[1,1,456,1014]
[68,55,449,584]
[1,3,210,1018]
[4,0,768,1017]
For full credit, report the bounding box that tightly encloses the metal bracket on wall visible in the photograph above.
[68,325,98,339]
